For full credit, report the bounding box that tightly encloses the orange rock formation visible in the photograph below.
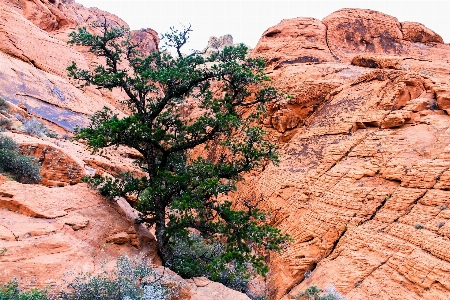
[1,1,450,299]
[247,8,450,300]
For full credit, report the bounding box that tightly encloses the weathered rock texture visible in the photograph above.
[204,34,234,54]
[0,0,158,131]
[0,180,156,287]
[2,131,145,187]
[1,2,450,299]
[245,8,450,300]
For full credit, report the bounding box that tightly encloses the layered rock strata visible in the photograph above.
[0,0,158,131]
[245,8,450,300]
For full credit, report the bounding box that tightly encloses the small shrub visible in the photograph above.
[0,134,41,184]
[0,280,49,300]
[46,131,59,138]
[14,113,25,123]
[414,223,424,230]
[296,285,346,300]
[22,118,48,137]
[0,118,12,131]
[438,221,445,229]
[168,233,250,293]
[59,256,179,300]
[0,97,9,113]
[20,117,58,138]
[0,134,17,150]
[323,286,347,300]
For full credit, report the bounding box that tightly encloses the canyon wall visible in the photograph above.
[0,1,248,299]
[1,1,450,299]
[244,8,450,300]
[0,0,158,131]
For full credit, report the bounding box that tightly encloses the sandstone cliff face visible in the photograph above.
[246,8,450,300]
[1,2,450,299]
[0,0,158,131]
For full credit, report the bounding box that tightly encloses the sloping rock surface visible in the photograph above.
[0,179,155,287]
[0,0,158,131]
[246,8,450,300]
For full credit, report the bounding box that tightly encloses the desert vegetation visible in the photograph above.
[0,256,180,300]
[0,134,41,183]
[295,286,346,300]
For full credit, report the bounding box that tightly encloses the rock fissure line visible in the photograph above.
[324,23,341,62]
[320,133,371,176]
[0,224,17,241]
[432,166,450,188]
[348,259,390,294]
[367,192,391,222]
[322,225,347,263]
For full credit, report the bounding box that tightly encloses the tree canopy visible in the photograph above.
[68,21,290,285]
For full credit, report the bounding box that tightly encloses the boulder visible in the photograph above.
[252,17,334,68]
[401,21,444,44]
[323,9,404,63]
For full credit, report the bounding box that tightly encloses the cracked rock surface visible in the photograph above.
[1,1,450,299]
[241,8,450,300]
[0,178,158,289]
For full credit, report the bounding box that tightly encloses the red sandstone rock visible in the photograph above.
[323,9,404,63]
[252,17,335,69]
[0,0,158,132]
[0,181,156,288]
[401,21,444,44]
[131,28,159,57]
[2,2,450,299]
[106,231,130,244]
[242,8,450,300]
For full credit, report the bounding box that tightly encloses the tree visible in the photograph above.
[67,21,290,282]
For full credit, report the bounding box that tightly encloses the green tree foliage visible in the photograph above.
[68,21,290,282]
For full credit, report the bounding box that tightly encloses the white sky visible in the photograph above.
[75,0,450,52]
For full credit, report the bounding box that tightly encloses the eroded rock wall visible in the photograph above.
[0,0,158,131]
[245,8,450,300]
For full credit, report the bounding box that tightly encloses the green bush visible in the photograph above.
[59,256,178,300]
[0,118,12,131]
[0,134,41,184]
[22,118,47,137]
[0,97,9,113]
[168,233,250,292]
[0,280,49,300]
[296,285,346,300]
[0,256,180,300]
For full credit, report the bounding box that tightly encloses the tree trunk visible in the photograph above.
[155,202,170,266]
